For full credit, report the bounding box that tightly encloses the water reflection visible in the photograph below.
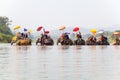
[0,45,120,80]
[98,46,108,49]
[74,46,82,49]
[113,45,120,49]
[11,46,31,54]
[88,46,96,50]
[59,46,70,50]
[37,46,53,50]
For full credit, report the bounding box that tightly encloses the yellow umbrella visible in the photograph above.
[28,30,32,33]
[90,29,97,36]
[90,29,97,33]
[14,25,21,30]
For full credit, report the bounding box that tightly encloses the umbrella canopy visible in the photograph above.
[37,26,43,31]
[59,26,66,30]
[24,28,28,31]
[98,29,104,34]
[90,29,97,33]
[113,32,120,35]
[14,26,21,30]
[28,30,32,33]
[45,31,49,34]
[73,27,79,32]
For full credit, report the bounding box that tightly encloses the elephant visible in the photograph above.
[16,39,31,46]
[113,38,120,45]
[73,32,85,45]
[96,35,109,45]
[57,37,73,45]
[36,37,54,46]
[86,36,97,45]
[11,38,31,46]
[74,38,85,45]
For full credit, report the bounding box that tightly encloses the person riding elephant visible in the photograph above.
[57,34,64,45]
[74,32,85,45]
[86,35,97,45]
[11,32,31,45]
[97,34,109,45]
[36,33,54,46]
[113,37,120,45]
[44,36,54,45]
[57,33,73,45]
[36,33,44,45]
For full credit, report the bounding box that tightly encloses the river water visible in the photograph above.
[0,44,120,80]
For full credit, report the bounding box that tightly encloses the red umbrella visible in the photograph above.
[45,31,49,34]
[37,26,43,31]
[73,27,79,32]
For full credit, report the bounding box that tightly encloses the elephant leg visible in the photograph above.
[11,41,14,45]
[36,42,38,45]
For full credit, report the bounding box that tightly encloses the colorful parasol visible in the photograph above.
[73,27,79,32]
[37,26,43,31]
[59,26,66,30]
[14,25,21,30]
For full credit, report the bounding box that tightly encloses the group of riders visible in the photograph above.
[36,31,120,46]
[36,33,54,45]
[57,31,110,45]
[11,31,120,46]
[11,32,31,45]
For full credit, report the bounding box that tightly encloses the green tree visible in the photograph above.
[0,16,12,35]
[0,16,13,43]
[115,30,120,32]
